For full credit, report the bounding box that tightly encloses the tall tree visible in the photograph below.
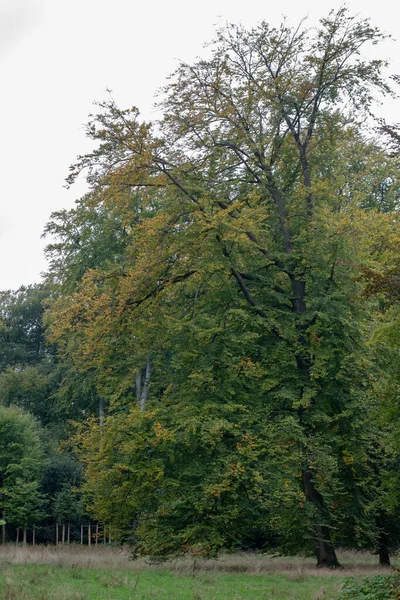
[46,9,396,566]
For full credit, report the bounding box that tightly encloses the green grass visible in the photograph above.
[0,546,396,599]
[0,563,346,599]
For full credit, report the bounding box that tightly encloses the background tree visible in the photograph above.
[0,285,48,370]
[53,483,83,544]
[0,406,45,542]
[0,283,63,427]
[43,192,134,293]
[3,479,46,544]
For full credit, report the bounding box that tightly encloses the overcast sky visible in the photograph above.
[0,0,399,290]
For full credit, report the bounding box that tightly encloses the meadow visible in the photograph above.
[0,545,397,599]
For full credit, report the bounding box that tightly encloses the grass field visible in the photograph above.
[0,545,396,599]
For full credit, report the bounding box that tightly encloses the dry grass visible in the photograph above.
[0,545,136,570]
[0,544,397,576]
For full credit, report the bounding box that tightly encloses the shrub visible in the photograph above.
[338,575,400,600]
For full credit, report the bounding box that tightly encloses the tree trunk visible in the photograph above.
[56,522,58,545]
[32,526,35,546]
[379,544,391,567]
[88,523,91,546]
[62,523,65,545]
[81,524,83,545]
[314,524,340,568]
[16,527,19,544]
[23,527,27,546]
[303,470,340,568]
[378,530,391,566]
[67,523,70,544]
[1,512,5,544]
[95,523,99,545]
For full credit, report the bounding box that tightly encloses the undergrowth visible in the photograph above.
[338,575,400,600]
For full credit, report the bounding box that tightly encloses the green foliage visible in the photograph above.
[0,285,49,370]
[0,405,45,528]
[53,483,83,524]
[0,405,44,484]
[0,365,57,425]
[44,194,132,293]
[3,479,46,528]
[338,576,400,600]
[0,283,67,430]
[41,453,82,499]
[74,406,305,557]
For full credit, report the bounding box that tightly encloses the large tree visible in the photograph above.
[46,9,398,566]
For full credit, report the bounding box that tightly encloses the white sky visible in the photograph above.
[0,0,399,290]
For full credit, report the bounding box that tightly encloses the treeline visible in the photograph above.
[2,8,400,568]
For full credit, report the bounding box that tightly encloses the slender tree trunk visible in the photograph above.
[99,397,105,426]
[22,527,27,546]
[67,523,70,544]
[81,524,83,545]
[16,527,19,544]
[88,523,91,546]
[95,523,98,545]
[56,522,58,546]
[1,511,5,544]
[62,523,65,545]
[136,371,142,404]
[140,359,152,412]
[32,526,35,546]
